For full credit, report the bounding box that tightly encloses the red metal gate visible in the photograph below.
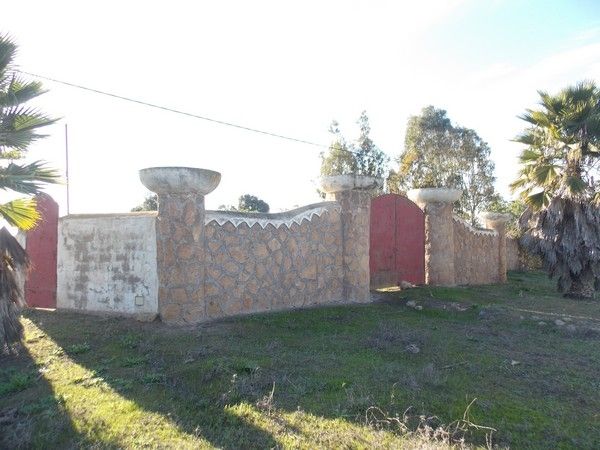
[370,194,425,287]
[24,193,58,308]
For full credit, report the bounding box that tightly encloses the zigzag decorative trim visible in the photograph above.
[452,215,498,237]
[205,202,341,229]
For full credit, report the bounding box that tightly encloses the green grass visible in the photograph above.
[2,271,600,449]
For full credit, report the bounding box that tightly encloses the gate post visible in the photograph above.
[140,167,221,324]
[408,188,461,286]
[481,212,512,283]
[321,175,380,302]
[23,193,59,308]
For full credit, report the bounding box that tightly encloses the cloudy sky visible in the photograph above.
[3,0,600,214]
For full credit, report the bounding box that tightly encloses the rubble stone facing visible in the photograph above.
[203,207,344,318]
[482,213,511,283]
[156,193,206,324]
[408,188,509,287]
[507,238,521,271]
[423,202,457,285]
[332,190,371,302]
[408,188,461,286]
[453,217,501,284]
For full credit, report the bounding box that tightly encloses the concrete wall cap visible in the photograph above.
[320,174,383,193]
[453,215,497,236]
[407,188,461,204]
[139,167,221,195]
[206,202,340,229]
[60,212,158,221]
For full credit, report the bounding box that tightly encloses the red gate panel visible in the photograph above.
[370,194,424,287]
[24,193,58,308]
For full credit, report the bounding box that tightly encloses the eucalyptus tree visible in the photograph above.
[395,106,497,225]
[0,34,59,351]
[320,120,357,177]
[511,81,600,299]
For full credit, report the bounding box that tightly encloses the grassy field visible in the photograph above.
[2,271,600,449]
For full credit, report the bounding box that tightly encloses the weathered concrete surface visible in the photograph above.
[57,213,158,317]
[140,167,221,195]
[320,174,382,193]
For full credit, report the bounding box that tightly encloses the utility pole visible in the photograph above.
[65,123,70,215]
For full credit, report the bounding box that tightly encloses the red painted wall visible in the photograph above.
[370,194,425,287]
[24,193,58,308]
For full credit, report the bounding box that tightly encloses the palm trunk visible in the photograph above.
[0,261,25,353]
[565,268,595,300]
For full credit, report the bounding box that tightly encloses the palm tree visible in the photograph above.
[0,34,59,352]
[511,81,600,299]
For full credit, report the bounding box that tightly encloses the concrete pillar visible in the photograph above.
[407,188,461,286]
[139,167,221,324]
[321,174,381,303]
[481,212,512,283]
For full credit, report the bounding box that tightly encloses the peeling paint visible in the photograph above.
[57,215,158,315]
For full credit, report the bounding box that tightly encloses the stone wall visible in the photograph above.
[453,216,501,285]
[507,237,521,271]
[52,170,516,324]
[57,213,158,317]
[202,203,343,318]
[55,202,350,322]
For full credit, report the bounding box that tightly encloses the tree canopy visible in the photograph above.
[320,111,388,179]
[238,194,269,213]
[393,106,497,225]
[131,194,158,212]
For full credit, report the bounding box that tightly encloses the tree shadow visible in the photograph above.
[24,309,281,449]
[0,341,100,449]
[24,305,507,448]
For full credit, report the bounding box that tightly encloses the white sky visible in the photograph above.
[3,0,600,214]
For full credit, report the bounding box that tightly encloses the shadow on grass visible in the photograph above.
[0,344,95,449]
[21,303,510,449]
[24,310,283,449]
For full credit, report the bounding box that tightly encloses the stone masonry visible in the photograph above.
[332,189,371,302]
[482,212,512,283]
[156,193,206,323]
[140,167,373,324]
[408,188,510,286]
[54,173,517,320]
[203,207,343,318]
[453,217,500,285]
[408,189,461,286]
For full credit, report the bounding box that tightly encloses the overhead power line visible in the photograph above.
[16,69,331,149]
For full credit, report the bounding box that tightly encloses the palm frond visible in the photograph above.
[0,34,17,76]
[0,78,46,108]
[0,198,40,230]
[0,161,61,195]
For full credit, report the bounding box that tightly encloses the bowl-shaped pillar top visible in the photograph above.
[320,174,383,194]
[480,212,512,229]
[139,167,221,196]
[407,187,462,205]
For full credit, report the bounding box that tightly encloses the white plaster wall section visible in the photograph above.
[205,202,341,229]
[57,213,158,315]
[452,215,498,237]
